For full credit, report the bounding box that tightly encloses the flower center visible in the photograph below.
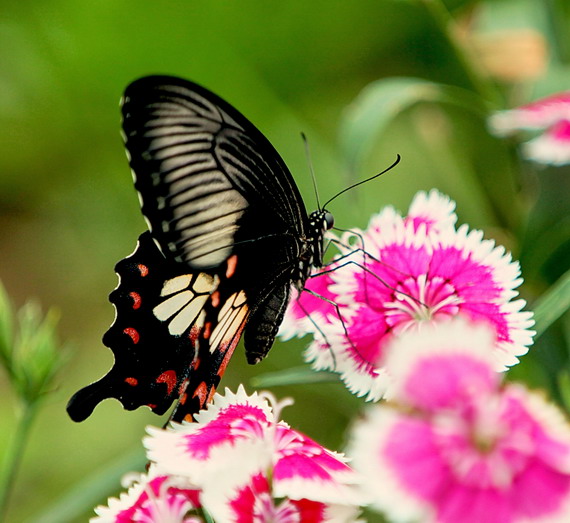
[383,274,461,330]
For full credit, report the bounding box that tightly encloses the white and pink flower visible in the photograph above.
[146,386,363,517]
[489,91,570,165]
[347,319,570,523]
[282,190,534,400]
[92,469,202,523]
[93,386,362,522]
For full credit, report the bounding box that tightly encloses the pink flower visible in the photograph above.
[94,387,361,522]
[283,190,534,400]
[202,471,360,523]
[145,386,362,522]
[92,469,202,523]
[347,320,570,523]
[489,92,570,165]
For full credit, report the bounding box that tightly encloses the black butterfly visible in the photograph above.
[66,75,335,423]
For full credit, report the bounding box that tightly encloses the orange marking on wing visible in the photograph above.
[189,324,201,344]
[216,320,247,379]
[211,290,220,308]
[193,357,201,370]
[129,291,142,309]
[125,377,138,386]
[203,322,212,340]
[197,313,248,411]
[206,388,216,404]
[193,381,209,409]
[178,378,189,396]
[226,255,238,279]
[123,327,140,344]
[179,392,187,405]
[156,370,177,395]
[138,264,149,277]
[183,413,193,422]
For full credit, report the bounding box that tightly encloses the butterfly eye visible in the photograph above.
[324,211,334,230]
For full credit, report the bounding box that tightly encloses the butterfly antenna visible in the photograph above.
[322,154,401,210]
[301,132,321,210]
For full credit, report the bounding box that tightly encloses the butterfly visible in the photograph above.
[66,75,335,423]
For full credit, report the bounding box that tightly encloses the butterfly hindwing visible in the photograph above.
[66,232,250,422]
[170,288,249,422]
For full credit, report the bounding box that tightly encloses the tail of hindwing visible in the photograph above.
[67,232,251,423]
[67,232,215,421]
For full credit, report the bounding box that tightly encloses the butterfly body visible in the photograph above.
[67,76,332,423]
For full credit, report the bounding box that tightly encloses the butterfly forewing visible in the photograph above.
[122,76,308,270]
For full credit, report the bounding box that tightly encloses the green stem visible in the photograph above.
[0,401,37,523]
[420,0,501,106]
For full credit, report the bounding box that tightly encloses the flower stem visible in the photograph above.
[0,401,37,523]
[419,0,501,106]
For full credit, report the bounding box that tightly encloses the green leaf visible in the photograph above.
[251,366,338,388]
[28,448,146,523]
[338,77,489,175]
[533,268,570,339]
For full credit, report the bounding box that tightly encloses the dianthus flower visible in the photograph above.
[93,386,362,522]
[282,190,534,400]
[92,469,202,522]
[347,319,570,523]
[489,91,570,165]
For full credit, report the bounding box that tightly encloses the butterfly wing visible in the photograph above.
[122,75,308,271]
[68,76,313,422]
[122,75,314,359]
[66,232,249,422]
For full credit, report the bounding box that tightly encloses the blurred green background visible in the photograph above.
[1,0,569,521]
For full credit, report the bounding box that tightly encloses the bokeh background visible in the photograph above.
[1,0,569,521]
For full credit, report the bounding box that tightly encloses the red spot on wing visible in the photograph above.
[226,255,238,279]
[138,264,149,277]
[129,291,142,309]
[123,327,140,344]
[156,370,177,395]
[203,322,212,340]
[125,377,138,386]
[189,325,201,344]
[211,290,220,308]
[147,403,157,409]
[193,381,209,410]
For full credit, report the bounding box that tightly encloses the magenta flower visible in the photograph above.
[94,386,361,522]
[145,386,362,522]
[347,319,570,523]
[201,471,361,522]
[92,469,202,522]
[489,92,570,165]
[282,190,534,400]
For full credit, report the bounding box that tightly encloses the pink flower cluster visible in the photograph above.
[281,190,535,400]
[93,386,363,522]
[348,319,570,523]
[489,91,570,165]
